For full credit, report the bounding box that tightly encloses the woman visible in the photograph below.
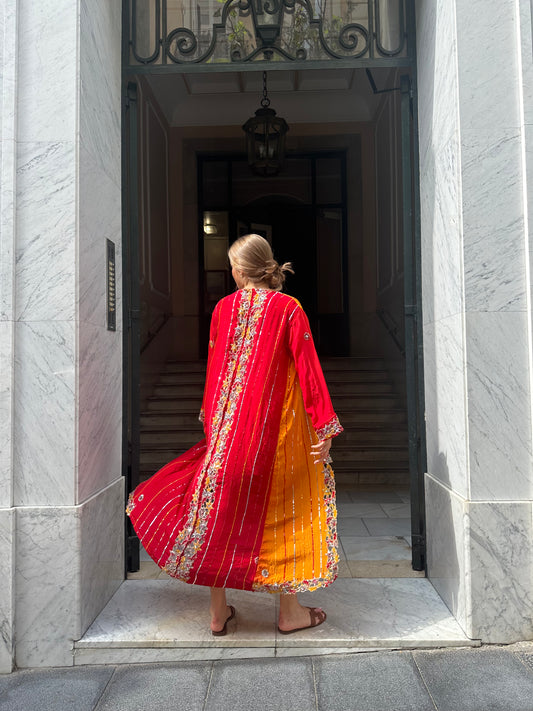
[127,234,343,635]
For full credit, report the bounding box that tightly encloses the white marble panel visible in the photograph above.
[0,508,15,672]
[77,322,122,502]
[456,0,521,131]
[461,128,527,311]
[15,506,79,667]
[422,315,469,498]
[0,0,18,144]
[79,580,278,649]
[79,0,122,188]
[466,500,533,642]
[79,479,124,632]
[285,578,472,648]
[420,133,463,326]
[78,145,122,330]
[17,0,77,142]
[518,0,533,126]
[76,577,473,656]
[74,646,276,665]
[465,312,533,500]
[0,135,15,322]
[15,141,76,321]
[0,320,14,508]
[415,0,460,167]
[0,0,17,319]
[424,474,468,636]
[14,320,76,506]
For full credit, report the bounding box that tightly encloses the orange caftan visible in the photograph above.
[126,288,343,593]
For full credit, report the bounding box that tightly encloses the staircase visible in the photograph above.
[140,358,409,486]
[321,358,409,486]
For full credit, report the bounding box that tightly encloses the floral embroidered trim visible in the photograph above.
[164,289,269,580]
[316,415,343,441]
[125,492,136,515]
[198,408,205,424]
[252,463,339,594]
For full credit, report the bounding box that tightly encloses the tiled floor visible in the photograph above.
[128,485,421,582]
[77,486,475,662]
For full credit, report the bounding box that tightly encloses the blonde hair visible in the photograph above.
[228,234,294,292]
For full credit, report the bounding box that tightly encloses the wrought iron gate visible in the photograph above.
[121,0,426,572]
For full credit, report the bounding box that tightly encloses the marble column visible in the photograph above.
[417,0,533,642]
[0,0,19,674]
[1,0,124,670]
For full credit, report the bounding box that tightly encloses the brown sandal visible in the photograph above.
[277,607,327,635]
[211,605,236,637]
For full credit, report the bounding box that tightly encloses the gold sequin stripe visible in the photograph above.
[164,290,268,580]
[252,463,338,594]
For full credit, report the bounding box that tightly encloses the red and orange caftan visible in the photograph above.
[126,288,343,593]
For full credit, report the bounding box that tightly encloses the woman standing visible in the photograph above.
[127,234,343,635]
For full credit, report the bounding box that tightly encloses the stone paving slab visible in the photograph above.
[314,651,435,711]
[2,646,533,710]
[0,666,114,711]
[413,648,533,711]
[95,663,211,711]
[206,657,316,711]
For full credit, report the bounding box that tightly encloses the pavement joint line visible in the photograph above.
[201,661,215,711]
[92,664,119,711]
[310,656,320,711]
[411,651,440,711]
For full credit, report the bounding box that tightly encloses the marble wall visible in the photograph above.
[417,0,533,642]
[0,0,124,670]
[0,0,18,674]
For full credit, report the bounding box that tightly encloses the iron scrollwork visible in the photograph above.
[128,0,407,66]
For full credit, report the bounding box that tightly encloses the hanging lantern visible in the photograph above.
[242,71,289,177]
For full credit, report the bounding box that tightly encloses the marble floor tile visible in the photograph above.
[75,578,476,662]
[127,560,160,580]
[337,502,387,518]
[363,518,412,537]
[341,536,412,561]
[347,560,425,578]
[279,578,477,648]
[336,517,370,537]
[78,580,277,649]
[381,503,411,519]
[348,490,404,504]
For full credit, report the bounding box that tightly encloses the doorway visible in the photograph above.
[198,152,349,356]
[122,66,426,576]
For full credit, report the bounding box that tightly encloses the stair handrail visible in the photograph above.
[141,312,171,354]
[377,308,405,357]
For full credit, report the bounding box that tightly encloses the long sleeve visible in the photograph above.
[200,301,221,425]
[288,303,343,440]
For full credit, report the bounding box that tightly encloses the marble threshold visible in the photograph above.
[74,578,479,665]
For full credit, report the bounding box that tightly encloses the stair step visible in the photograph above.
[142,431,204,445]
[157,373,207,385]
[146,398,202,411]
[140,413,201,427]
[140,447,409,465]
[320,357,386,371]
[337,410,407,424]
[323,370,390,383]
[153,384,205,397]
[339,430,407,444]
[164,361,207,373]
[330,395,402,409]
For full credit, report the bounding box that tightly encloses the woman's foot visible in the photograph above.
[278,592,327,633]
[210,587,235,635]
[211,604,236,636]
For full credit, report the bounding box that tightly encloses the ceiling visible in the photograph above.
[145,67,397,127]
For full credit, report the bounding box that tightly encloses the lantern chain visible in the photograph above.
[261,71,271,108]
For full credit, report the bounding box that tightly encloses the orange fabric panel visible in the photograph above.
[252,362,338,593]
